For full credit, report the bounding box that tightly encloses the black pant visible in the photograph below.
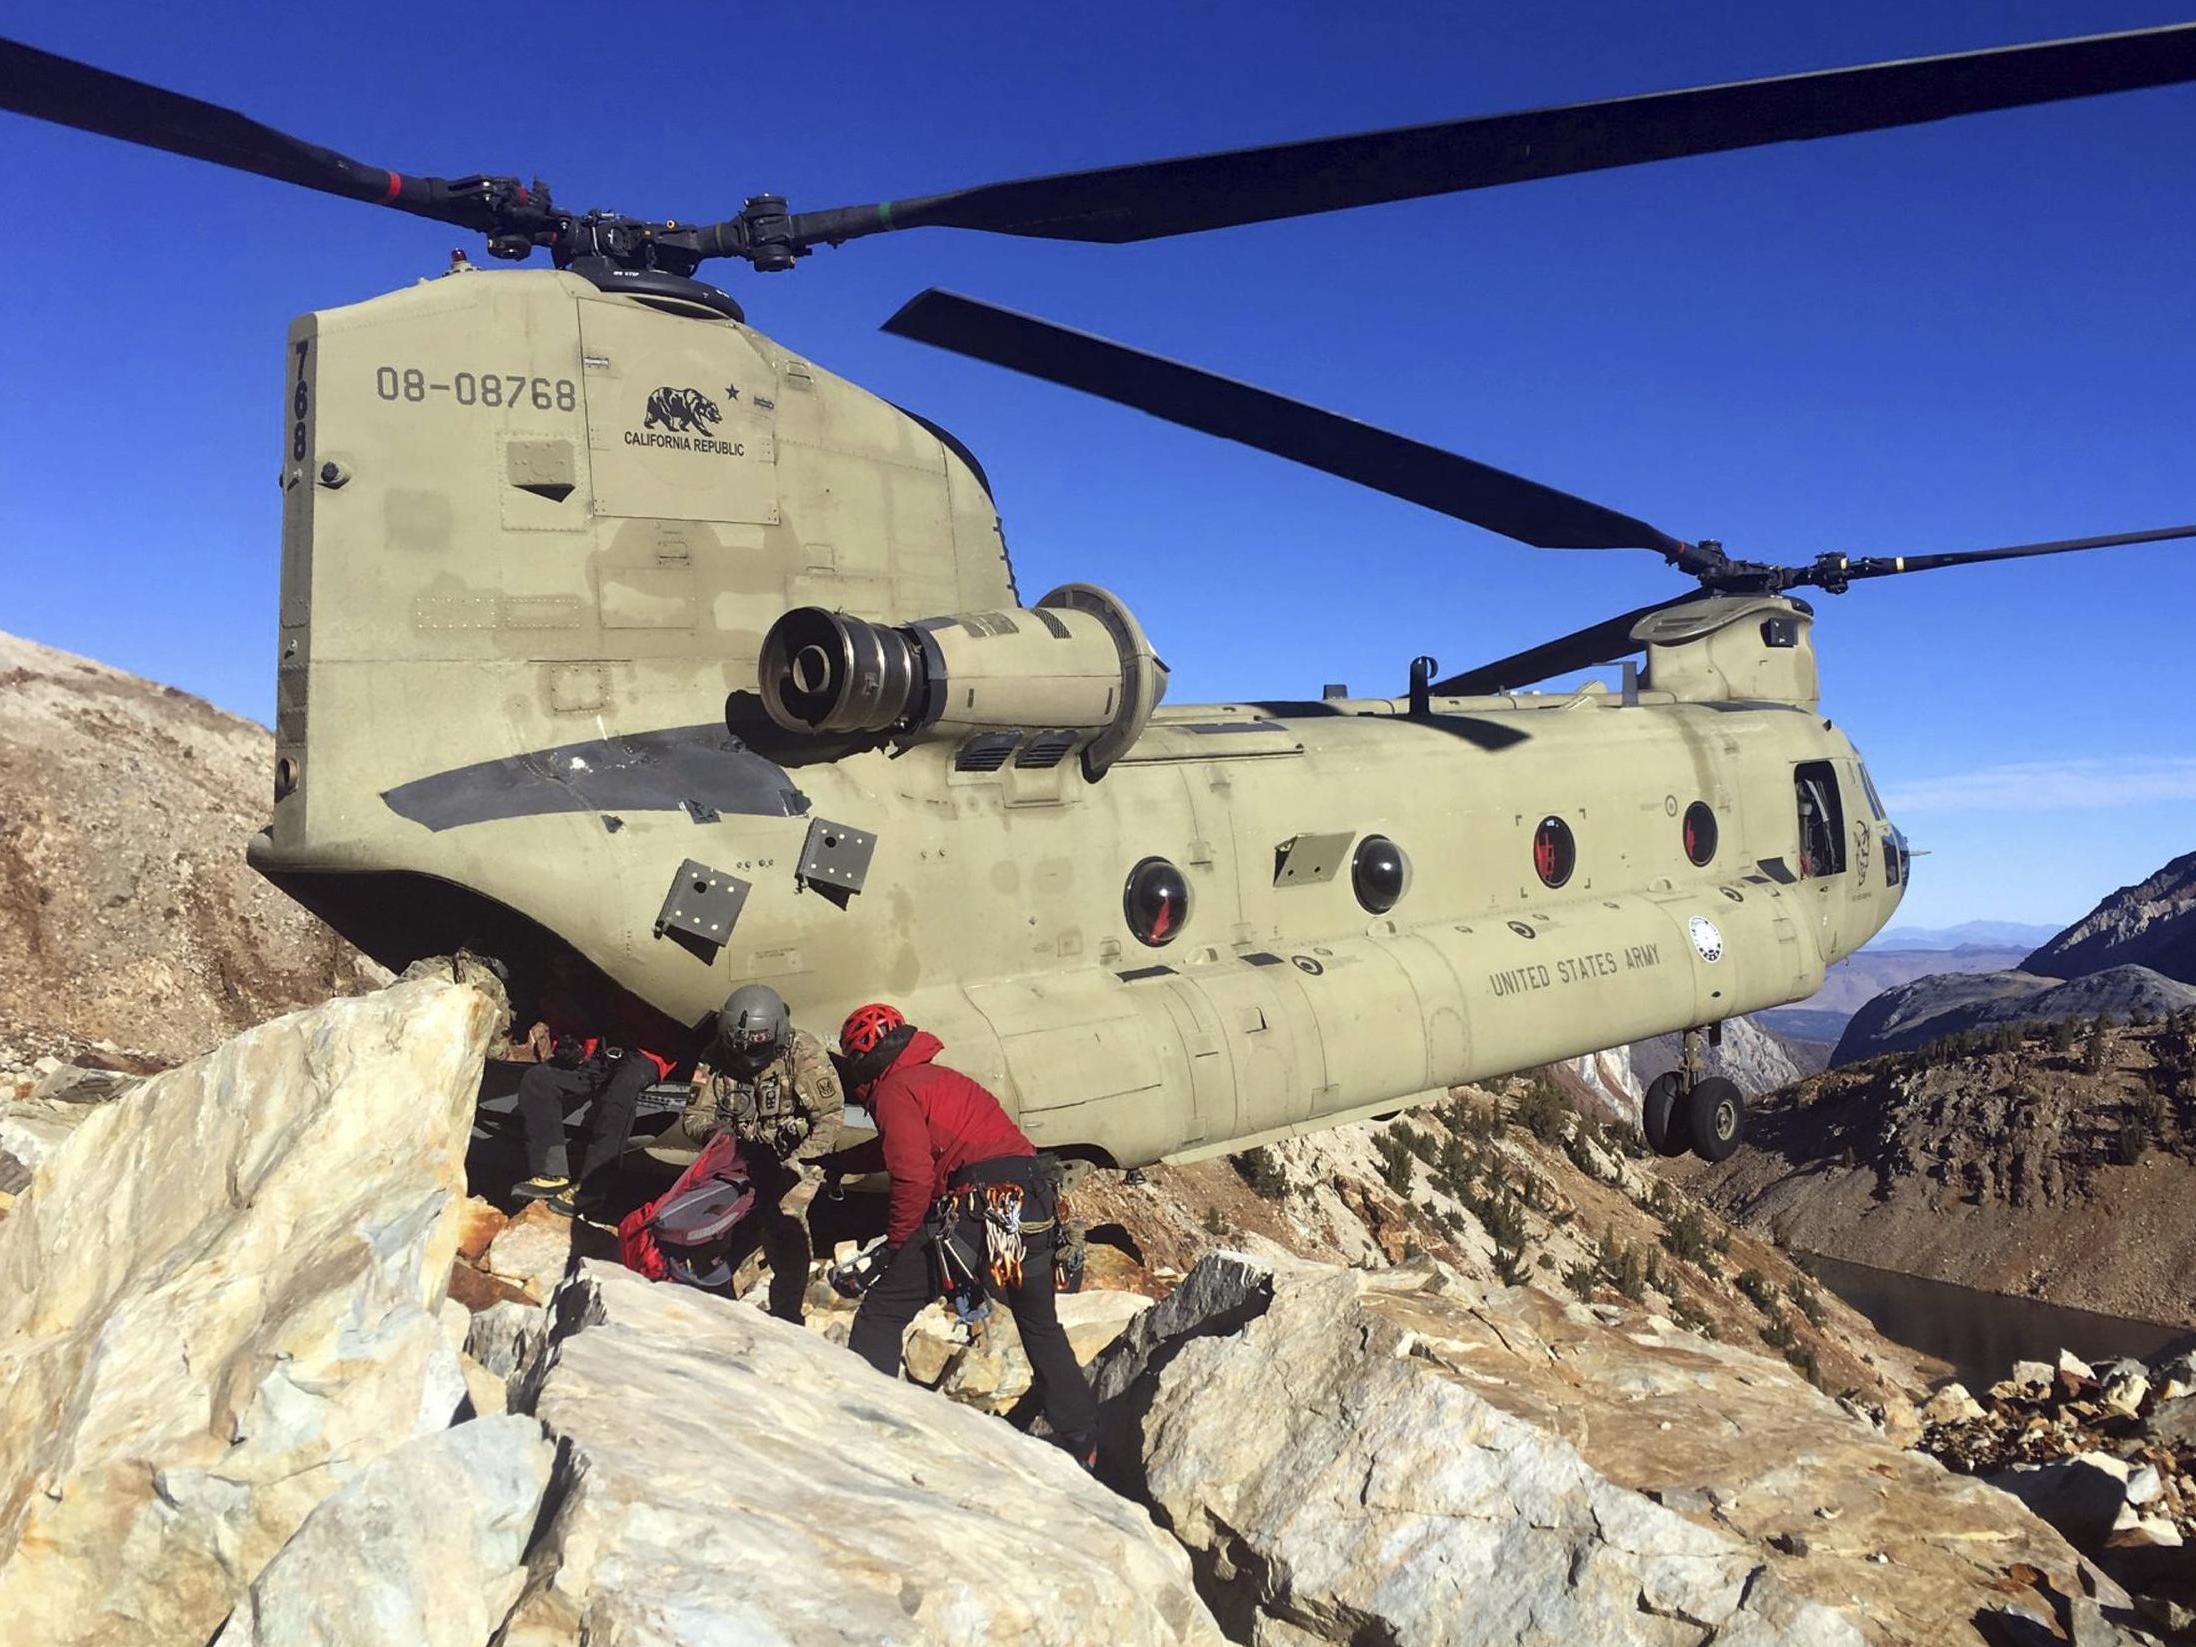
[515,1055,653,1183]
[847,1160,1098,1445]
[723,1150,813,1324]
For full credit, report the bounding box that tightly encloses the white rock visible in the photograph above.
[1098,1253,2107,1647]
[464,1298,549,1383]
[0,1102,90,1175]
[2100,1364,2150,1418]
[503,1262,1221,1645]
[935,1288,1156,1413]
[2012,1360,2056,1398]
[1990,1453,2132,1550]
[437,1296,472,1357]
[902,1300,968,1385]
[1098,1256,1856,1644]
[2057,1348,2097,1384]
[2151,1351,2195,1402]
[2122,1516,2183,1548]
[2077,1450,2133,1485]
[215,1415,554,1647]
[0,979,497,1647]
[27,1064,140,1105]
[1921,1381,1986,1425]
[2126,1464,2163,1507]
[457,1353,508,1418]
[484,1203,580,1302]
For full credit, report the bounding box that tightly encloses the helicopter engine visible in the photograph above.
[756,583,1166,774]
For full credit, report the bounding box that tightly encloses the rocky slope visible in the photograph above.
[1068,1074,1935,1407]
[1633,1013,1808,1097]
[1101,1252,2138,1647]
[1685,1012,2196,1326]
[1833,965,2196,1065]
[9,981,2168,1645]
[1825,854,2196,1066]
[2026,852,2196,988]
[0,632,377,1073]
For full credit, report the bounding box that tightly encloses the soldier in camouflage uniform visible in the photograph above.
[646,983,843,1322]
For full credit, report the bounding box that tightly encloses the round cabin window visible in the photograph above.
[1532,816,1575,889]
[1123,857,1190,947]
[1683,801,1719,867]
[1352,834,1407,914]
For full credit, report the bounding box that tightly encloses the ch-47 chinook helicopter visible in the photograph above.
[8,27,2195,1167]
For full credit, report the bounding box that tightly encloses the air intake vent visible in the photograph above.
[954,732,1019,773]
[1014,729,1080,770]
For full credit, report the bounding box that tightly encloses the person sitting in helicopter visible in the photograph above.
[504,953,676,1220]
[821,1002,1098,1469]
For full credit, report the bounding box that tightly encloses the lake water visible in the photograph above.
[1801,1252,2191,1389]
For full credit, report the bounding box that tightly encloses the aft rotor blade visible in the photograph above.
[1431,594,1708,696]
[0,36,506,229]
[883,290,1691,555]
[791,24,2196,248]
[1796,522,2196,588]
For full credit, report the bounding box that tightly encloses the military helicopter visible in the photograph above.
[6,27,2195,1166]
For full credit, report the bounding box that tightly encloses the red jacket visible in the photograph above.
[831,1030,1032,1249]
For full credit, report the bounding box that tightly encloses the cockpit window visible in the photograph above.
[1794,760,1847,878]
[1857,764,1887,821]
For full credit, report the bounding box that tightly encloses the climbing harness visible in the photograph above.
[928,1177,1054,1306]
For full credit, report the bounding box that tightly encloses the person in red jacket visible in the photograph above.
[824,1002,1097,1463]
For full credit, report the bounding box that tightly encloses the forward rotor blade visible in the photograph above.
[0,36,505,229]
[1431,594,1707,697]
[1795,522,2196,588]
[883,290,1690,554]
[792,24,2196,249]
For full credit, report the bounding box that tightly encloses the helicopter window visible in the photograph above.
[1682,802,1718,867]
[1793,761,1847,878]
[1531,817,1575,890]
[1124,857,1191,947]
[1857,764,1888,821]
[1352,835,1408,914]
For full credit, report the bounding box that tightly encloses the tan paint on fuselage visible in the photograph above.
[252,266,1903,1166]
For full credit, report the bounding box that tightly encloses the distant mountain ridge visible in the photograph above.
[2021,850,2196,987]
[1869,921,2063,952]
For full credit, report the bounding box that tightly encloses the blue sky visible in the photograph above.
[4,1,2191,930]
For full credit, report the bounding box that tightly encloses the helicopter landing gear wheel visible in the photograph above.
[1686,1076,1747,1163]
[1642,1071,1692,1158]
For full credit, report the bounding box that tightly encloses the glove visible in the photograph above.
[829,1242,886,1299]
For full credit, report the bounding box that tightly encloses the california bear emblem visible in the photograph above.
[643,386,723,433]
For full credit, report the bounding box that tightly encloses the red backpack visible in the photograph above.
[617,1131,756,1289]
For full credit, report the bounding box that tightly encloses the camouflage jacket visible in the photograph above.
[679,1027,844,1165]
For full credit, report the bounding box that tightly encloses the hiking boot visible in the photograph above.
[513,1175,572,1203]
[547,1186,582,1219]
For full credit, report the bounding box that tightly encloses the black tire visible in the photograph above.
[1642,1072,1692,1158]
[1687,1076,1747,1162]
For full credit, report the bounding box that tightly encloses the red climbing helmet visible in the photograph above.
[839,1002,906,1059]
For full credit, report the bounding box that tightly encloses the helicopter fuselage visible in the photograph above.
[251,266,1903,1163]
